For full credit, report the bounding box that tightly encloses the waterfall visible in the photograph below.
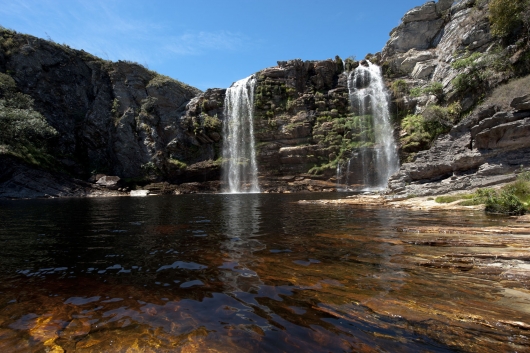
[338,61,399,191]
[221,75,260,193]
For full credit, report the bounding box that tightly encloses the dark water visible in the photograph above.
[0,193,529,352]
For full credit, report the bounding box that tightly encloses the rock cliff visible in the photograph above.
[380,0,530,196]
[1,0,530,198]
[0,29,224,197]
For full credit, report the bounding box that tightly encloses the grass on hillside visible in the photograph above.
[481,74,530,110]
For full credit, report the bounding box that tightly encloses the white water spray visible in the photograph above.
[338,61,399,190]
[221,76,260,193]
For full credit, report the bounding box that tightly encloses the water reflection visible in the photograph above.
[220,194,264,292]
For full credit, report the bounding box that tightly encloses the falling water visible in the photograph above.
[221,76,260,193]
[338,61,399,191]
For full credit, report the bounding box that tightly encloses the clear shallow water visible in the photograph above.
[0,194,529,352]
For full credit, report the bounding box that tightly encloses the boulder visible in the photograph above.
[399,50,436,73]
[402,2,439,23]
[511,94,530,111]
[411,60,437,79]
[461,21,491,50]
[384,18,445,56]
[261,68,286,79]
[436,0,453,13]
[96,176,121,190]
[451,0,476,15]
[88,173,107,183]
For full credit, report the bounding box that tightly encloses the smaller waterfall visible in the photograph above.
[221,75,260,193]
[338,61,399,191]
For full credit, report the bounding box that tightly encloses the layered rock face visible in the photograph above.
[382,0,496,106]
[381,0,530,196]
[254,60,347,175]
[389,100,530,196]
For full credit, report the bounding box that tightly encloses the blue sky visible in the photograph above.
[0,0,427,91]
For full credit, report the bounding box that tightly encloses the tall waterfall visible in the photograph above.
[221,75,260,193]
[338,61,399,191]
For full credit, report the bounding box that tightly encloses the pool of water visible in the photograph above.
[0,193,529,352]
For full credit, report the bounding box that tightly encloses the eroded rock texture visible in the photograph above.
[381,0,530,196]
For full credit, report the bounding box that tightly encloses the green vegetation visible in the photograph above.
[168,158,187,170]
[422,82,444,98]
[489,0,529,38]
[398,81,444,98]
[0,72,58,167]
[434,172,530,215]
[391,79,409,96]
[111,98,120,119]
[450,44,527,96]
[409,87,422,97]
[399,103,462,158]
[203,114,222,131]
[400,114,431,153]
[423,102,462,129]
[484,189,526,215]
[147,73,199,94]
[435,194,475,204]
[190,113,222,135]
[399,103,456,149]
[0,27,21,56]
[451,52,490,94]
[309,113,378,176]
[343,57,359,72]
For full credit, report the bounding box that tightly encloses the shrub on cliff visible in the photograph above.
[489,0,529,38]
[0,72,58,166]
[400,115,431,153]
[400,103,462,155]
[451,52,491,94]
[391,79,409,96]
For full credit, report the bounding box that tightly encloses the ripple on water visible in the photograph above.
[0,194,529,352]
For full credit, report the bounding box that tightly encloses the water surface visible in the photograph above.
[0,193,529,352]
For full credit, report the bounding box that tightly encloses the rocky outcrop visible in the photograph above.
[388,96,530,196]
[382,1,451,58]
[380,0,530,196]
[95,175,121,190]
[0,155,121,198]
[383,0,495,95]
